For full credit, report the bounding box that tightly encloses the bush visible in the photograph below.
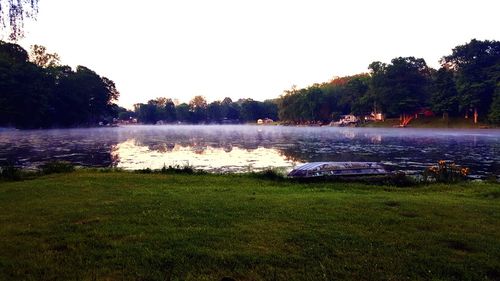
[39,161,75,175]
[423,160,469,183]
[385,172,417,187]
[135,165,203,175]
[160,165,196,174]
[0,165,22,181]
[250,169,284,181]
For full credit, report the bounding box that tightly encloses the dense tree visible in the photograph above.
[0,41,120,128]
[175,103,191,123]
[4,39,500,127]
[431,68,459,118]
[441,39,500,123]
[134,102,159,124]
[130,96,276,125]
[488,82,500,123]
[369,57,431,117]
[0,40,28,63]
[0,0,39,40]
[278,76,370,123]
[188,96,208,123]
[207,101,223,122]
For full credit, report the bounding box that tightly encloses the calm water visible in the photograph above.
[0,125,498,177]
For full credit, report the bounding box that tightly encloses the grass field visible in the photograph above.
[0,171,499,281]
[361,117,495,129]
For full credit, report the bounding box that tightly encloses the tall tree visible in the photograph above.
[176,103,191,122]
[207,101,223,122]
[430,68,459,119]
[368,57,431,117]
[441,39,500,123]
[488,85,500,124]
[189,95,207,123]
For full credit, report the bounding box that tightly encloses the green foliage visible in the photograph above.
[0,41,120,129]
[441,39,500,121]
[135,165,205,175]
[488,83,500,124]
[278,75,371,123]
[133,96,276,124]
[276,40,500,125]
[384,172,417,187]
[39,161,75,175]
[369,57,431,117]
[160,165,197,174]
[431,68,459,117]
[0,165,22,181]
[249,169,285,181]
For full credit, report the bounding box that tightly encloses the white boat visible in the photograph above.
[288,162,388,178]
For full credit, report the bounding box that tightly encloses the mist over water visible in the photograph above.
[0,125,498,177]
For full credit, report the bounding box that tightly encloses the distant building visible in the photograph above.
[365,112,385,122]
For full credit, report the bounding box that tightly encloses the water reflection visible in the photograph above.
[111,139,302,172]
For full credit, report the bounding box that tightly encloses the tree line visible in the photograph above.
[0,41,120,128]
[278,39,500,124]
[130,96,278,124]
[1,39,499,128]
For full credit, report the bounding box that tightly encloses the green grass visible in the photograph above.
[0,171,499,281]
[361,117,494,128]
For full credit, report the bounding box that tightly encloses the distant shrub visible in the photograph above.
[0,165,22,181]
[136,168,153,174]
[250,169,284,181]
[160,165,197,174]
[135,165,204,175]
[39,161,75,175]
[423,160,469,183]
[384,172,417,187]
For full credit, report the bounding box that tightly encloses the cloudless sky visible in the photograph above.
[15,0,500,109]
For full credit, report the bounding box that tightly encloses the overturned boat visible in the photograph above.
[288,162,388,178]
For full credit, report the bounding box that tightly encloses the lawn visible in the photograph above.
[361,116,494,128]
[0,171,499,280]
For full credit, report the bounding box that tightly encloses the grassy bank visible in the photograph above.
[361,117,494,129]
[0,171,499,281]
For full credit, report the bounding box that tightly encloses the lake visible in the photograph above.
[0,125,498,178]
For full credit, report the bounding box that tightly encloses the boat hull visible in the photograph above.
[288,162,388,178]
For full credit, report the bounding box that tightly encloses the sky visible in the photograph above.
[13,0,500,109]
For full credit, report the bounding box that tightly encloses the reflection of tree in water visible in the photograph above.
[110,144,120,167]
[222,144,233,153]
[147,143,176,153]
[0,130,120,168]
[131,134,277,155]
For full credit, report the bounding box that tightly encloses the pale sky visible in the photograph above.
[14,0,500,109]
